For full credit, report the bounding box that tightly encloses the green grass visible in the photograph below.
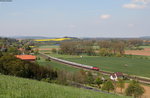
[0,75,127,98]
[39,50,52,53]
[38,45,59,49]
[48,54,150,78]
[139,45,150,48]
[38,45,59,53]
[36,56,80,72]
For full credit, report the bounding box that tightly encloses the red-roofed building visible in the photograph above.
[15,55,36,61]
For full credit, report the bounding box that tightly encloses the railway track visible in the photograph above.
[39,53,150,84]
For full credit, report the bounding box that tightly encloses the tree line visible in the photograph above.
[59,41,95,55]
[0,54,57,81]
[55,39,144,57]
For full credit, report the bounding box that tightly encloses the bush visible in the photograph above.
[94,77,103,88]
[0,51,3,57]
[51,48,57,53]
[36,57,40,60]
[102,80,114,93]
[86,71,94,84]
[115,53,122,57]
[45,58,51,61]
[74,70,87,84]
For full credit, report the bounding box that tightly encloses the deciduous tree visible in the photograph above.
[102,80,114,93]
[125,80,145,98]
[117,79,125,93]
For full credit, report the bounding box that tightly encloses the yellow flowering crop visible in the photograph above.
[34,38,71,42]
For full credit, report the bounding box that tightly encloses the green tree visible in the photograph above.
[102,80,114,93]
[94,77,103,88]
[34,48,39,54]
[125,80,145,98]
[117,79,125,93]
[85,47,95,56]
[99,48,111,56]
[7,47,20,55]
[86,71,94,84]
[74,70,87,83]
[0,51,3,57]
[51,48,57,53]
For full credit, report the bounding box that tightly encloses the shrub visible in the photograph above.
[94,77,103,88]
[102,80,114,93]
[51,48,57,53]
[86,71,94,84]
[45,58,51,61]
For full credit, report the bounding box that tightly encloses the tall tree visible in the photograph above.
[125,80,145,98]
[102,80,114,93]
[86,71,94,84]
[94,77,103,88]
[117,79,125,93]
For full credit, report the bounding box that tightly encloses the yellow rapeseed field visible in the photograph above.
[29,46,36,48]
[34,38,71,42]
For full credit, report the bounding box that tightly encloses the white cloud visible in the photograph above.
[100,14,111,19]
[133,0,150,4]
[69,24,76,28]
[123,3,146,9]
[123,0,150,9]
[128,24,135,27]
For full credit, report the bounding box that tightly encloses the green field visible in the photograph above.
[36,56,80,72]
[0,75,127,98]
[48,54,150,78]
[139,45,150,48]
[38,45,59,49]
[38,45,59,53]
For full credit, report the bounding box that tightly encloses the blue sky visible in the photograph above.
[0,0,150,37]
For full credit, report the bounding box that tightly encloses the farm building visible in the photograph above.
[110,72,123,81]
[15,55,36,61]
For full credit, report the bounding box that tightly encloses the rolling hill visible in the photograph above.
[0,75,128,98]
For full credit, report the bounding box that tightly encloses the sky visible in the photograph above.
[0,0,150,38]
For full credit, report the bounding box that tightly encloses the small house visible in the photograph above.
[110,72,123,81]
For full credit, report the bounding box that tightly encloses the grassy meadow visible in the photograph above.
[38,45,59,49]
[38,45,59,53]
[47,53,150,78]
[0,75,128,98]
[139,45,150,48]
[36,56,80,72]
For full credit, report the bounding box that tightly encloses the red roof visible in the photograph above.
[15,55,36,60]
[111,72,123,78]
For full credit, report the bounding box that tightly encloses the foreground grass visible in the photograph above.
[48,54,150,78]
[0,75,127,98]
